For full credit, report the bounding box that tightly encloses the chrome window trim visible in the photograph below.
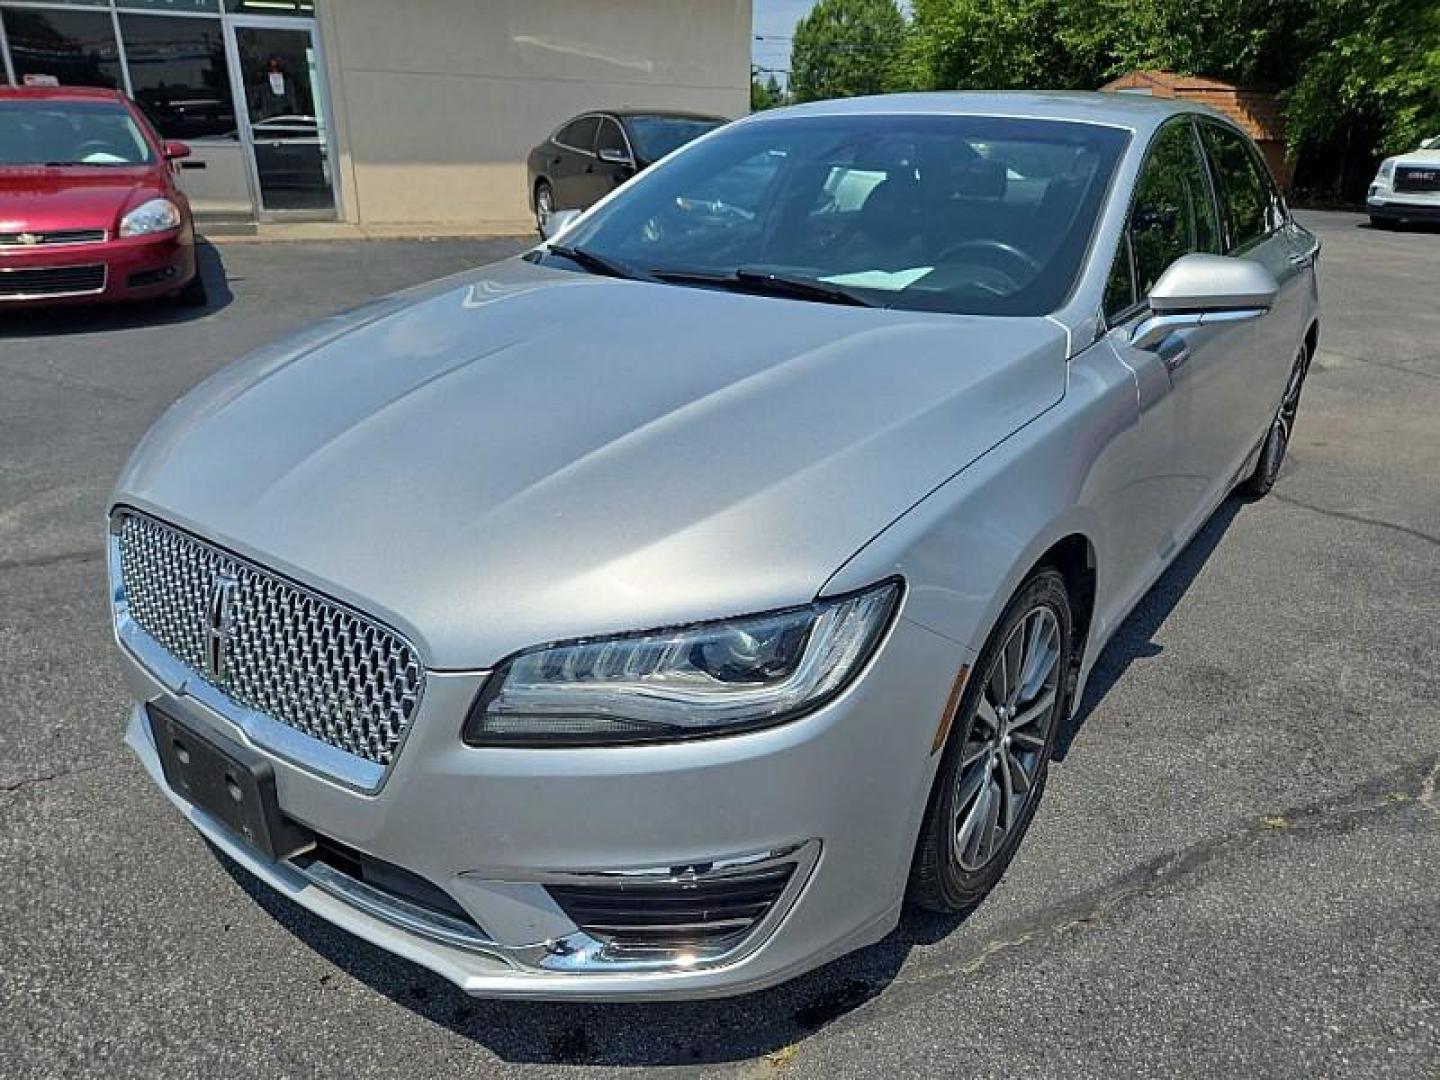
[551,112,605,157]
[108,515,422,793]
[595,115,635,163]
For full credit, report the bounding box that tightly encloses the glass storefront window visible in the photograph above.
[121,1,222,12]
[224,1,314,14]
[118,14,236,139]
[2,9,123,89]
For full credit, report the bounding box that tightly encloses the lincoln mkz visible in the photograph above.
[109,92,1320,1000]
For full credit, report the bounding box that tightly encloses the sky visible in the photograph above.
[752,0,817,87]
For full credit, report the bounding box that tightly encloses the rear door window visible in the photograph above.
[1199,123,1277,251]
[556,116,600,153]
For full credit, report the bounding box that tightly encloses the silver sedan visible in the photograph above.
[108,91,1320,1000]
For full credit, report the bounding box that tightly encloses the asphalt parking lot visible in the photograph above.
[2,213,1437,1078]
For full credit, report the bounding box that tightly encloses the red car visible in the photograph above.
[0,86,206,307]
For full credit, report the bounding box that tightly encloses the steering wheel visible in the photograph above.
[935,238,1043,284]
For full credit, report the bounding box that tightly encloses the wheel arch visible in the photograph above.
[531,175,553,212]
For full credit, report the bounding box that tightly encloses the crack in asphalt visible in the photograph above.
[1314,348,1440,382]
[1356,356,1440,382]
[0,548,103,574]
[845,756,1440,1022]
[0,759,112,797]
[0,364,142,403]
[1272,492,1440,550]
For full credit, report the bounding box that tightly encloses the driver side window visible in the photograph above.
[1106,121,1220,322]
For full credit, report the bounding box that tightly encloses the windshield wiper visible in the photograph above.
[650,265,879,308]
[545,243,650,282]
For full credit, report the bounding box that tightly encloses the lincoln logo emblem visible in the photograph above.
[204,573,238,680]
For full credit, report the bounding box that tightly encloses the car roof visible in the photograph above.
[0,85,127,103]
[751,91,1228,135]
[609,109,728,123]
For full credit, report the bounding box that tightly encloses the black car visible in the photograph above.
[526,110,727,227]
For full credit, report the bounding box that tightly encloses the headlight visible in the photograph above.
[119,197,182,238]
[464,580,901,747]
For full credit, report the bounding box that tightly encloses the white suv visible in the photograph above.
[1368,138,1440,227]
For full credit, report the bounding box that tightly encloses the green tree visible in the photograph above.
[907,0,1076,91]
[1286,0,1440,157]
[790,0,910,103]
[905,0,1440,198]
[750,73,786,112]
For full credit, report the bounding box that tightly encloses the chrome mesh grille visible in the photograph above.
[115,512,424,768]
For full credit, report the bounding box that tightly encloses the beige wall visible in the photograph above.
[317,0,752,230]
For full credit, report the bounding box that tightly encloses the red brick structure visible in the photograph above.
[1100,70,1291,189]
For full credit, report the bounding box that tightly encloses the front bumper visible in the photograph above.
[0,227,196,306]
[117,607,965,1000]
[1367,196,1440,221]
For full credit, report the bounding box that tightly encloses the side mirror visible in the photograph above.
[1130,253,1279,351]
[596,147,633,167]
[163,141,192,161]
[538,208,582,240]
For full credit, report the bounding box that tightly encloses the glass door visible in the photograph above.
[229,23,334,213]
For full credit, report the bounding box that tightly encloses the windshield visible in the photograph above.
[556,114,1129,316]
[625,116,725,162]
[0,100,153,167]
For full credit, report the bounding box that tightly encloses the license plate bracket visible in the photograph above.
[149,704,314,861]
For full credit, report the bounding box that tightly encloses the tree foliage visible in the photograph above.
[790,0,909,103]
[897,0,1440,194]
[751,73,786,112]
[1286,0,1440,155]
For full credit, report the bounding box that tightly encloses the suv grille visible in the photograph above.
[115,511,424,769]
[1394,166,1440,193]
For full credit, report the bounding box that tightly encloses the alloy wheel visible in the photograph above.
[952,606,1063,871]
[1274,345,1309,445]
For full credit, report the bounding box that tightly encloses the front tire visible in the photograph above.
[534,180,555,233]
[173,270,208,308]
[909,568,1073,913]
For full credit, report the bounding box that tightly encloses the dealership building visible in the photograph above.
[0,1,752,230]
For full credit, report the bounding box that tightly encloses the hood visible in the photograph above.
[1389,149,1440,168]
[0,167,159,232]
[116,261,1068,668]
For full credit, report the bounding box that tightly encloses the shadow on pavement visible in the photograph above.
[1357,218,1440,233]
[210,495,1247,1067]
[0,238,232,337]
[1055,494,1244,761]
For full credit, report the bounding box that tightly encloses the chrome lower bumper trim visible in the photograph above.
[290,837,821,975]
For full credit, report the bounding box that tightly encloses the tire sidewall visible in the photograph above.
[915,568,1074,912]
